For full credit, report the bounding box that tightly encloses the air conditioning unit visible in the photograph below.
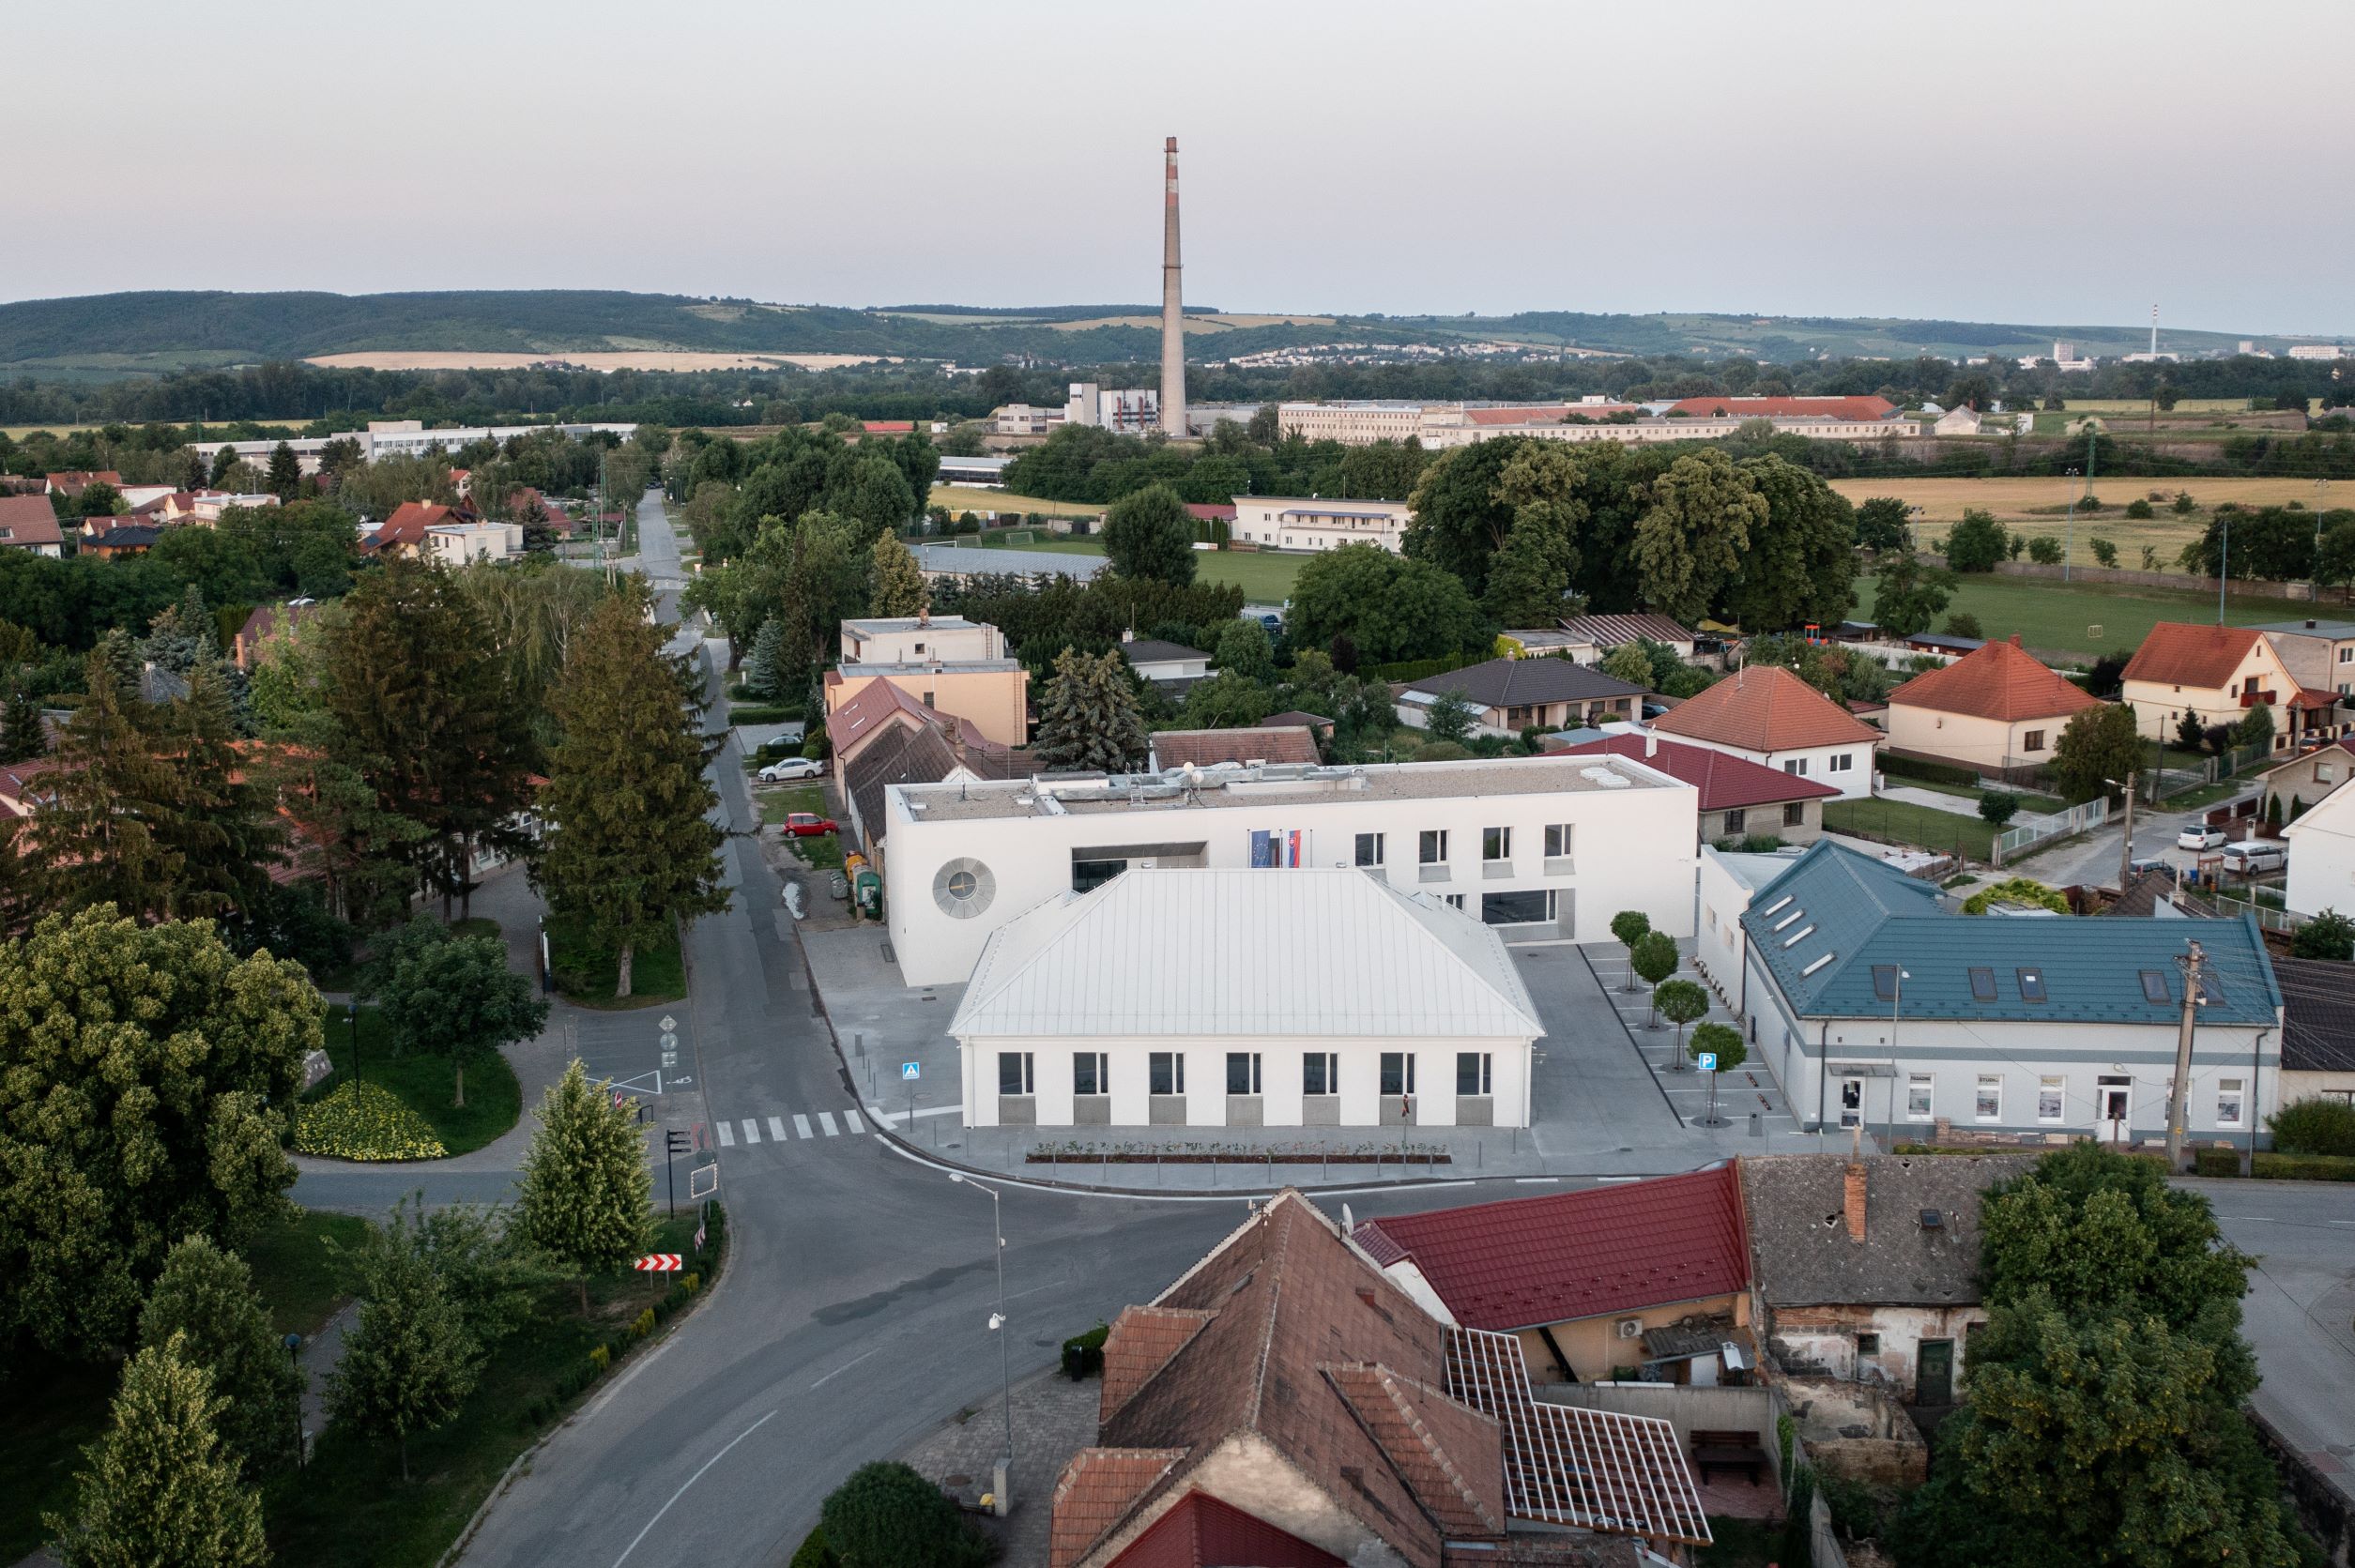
[1616,1317,1644,1340]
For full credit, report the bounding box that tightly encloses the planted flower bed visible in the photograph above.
[1025,1139,1450,1166]
[291,1080,449,1161]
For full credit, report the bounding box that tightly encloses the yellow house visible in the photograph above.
[824,614,1030,747]
[1885,635,2103,771]
[2120,622,2333,754]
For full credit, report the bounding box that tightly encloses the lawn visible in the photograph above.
[545,911,684,1009]
[1901,776,2065,814]
[1825,796,1997,860]
[758,782,846,870]
[1924,575,2286,662]
[928,532,1306,602]
[305,1004,523,1157]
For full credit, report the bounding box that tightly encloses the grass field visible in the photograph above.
[929,531,1307,602]
[1824,796,1997,860]
[545,912,683,1009]
[305,1005,523,1157]
[1922,575,2296,661]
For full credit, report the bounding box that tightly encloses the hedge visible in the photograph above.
[2193,1147,2241,1177]
[729,703,802,725]
[1062,1321,1109,1380]
[2254,1151,2355,1181]
[1876,752,1983,787]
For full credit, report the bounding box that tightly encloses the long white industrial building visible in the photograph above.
[191,419,640,472]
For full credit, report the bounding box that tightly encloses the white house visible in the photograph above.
[423,519,524,565]
[1229,496,1413,554]
[2284,775,2355,917]
[1645,663,1882,799]
[1116,631,1211,683]
[2120,621,2335,754]
[952,868,1539,1130]
[1933,406,1982,436]
[884,753,1700,986]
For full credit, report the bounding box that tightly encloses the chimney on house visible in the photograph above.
[1843,1162,1869,1242]
[1644,729,1658,759]
[2009,633,2021,646]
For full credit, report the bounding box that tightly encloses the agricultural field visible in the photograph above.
[304,350,890,372]
[927,532,1306,602]
[1831,475,2345,573]
[927,484,1101,519]
[1908,576,2300,662]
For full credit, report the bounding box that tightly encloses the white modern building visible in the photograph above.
[2283,776,2355,918]
[190,419,638,471]
[423,519,525,564]
[1230,495,1413,553]
[952,868,1540,1130]
[1064,383,1158,433]
[884,753,1700,986]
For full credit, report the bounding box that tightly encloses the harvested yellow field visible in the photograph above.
[1048,313,1335,333]
[1830,476,2346,570]
[303,350,896,373]
[928,484,1100,518]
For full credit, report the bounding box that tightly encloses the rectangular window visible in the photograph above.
[1829,752,1855,772]
[2017,967,2047,1002]
[1724,808,1747,834]
[1784,801,1805,827]
[2322,765,2338,783]
[1303,1052,1339,1097]
[2218,1077,2245,1127]
[1856,1332,1881,1356]
[2022,729,2045,753]
[1073,858,1127,893]
[1969,967,1997,1001]
[2039,1075,2066,1123]
[1380,1052,1416,1095]
[1226,1051,1262,1095]
[1249,829,1305,868]
[1419,829,1449,864]
[1457,1052,1492,1095]
[1481,889,1557,925]
[1544,824,1572,857]
[1073,1052,1109,1097]
[1443,894,1466,910]
[1976,1073,2003,1121]
[998,1051,1034,1096]
[1482,826,1511,861]
[1150,1052,1185,1096]
[1872,965,1901,1002]
[1907,1073,1935,1121]
[2139,969,2171,1004]
[1353,832,1385,867]
[1782,758,1808,775]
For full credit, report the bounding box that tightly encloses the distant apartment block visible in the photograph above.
[1228,495,1413,553]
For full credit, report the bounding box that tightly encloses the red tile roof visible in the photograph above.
[44,470,122,495]
[823,674,939,761]
[2121,621,2277,692]
[368,500,465,553]
[1052,1451,1186,1568]
[1549,734,1839,810]
[1182,502,1236,523]
[1663,395,1898,421]
[1149,725,1320,769]
[1351,1166,1751,1332]
[861,419,914,434]
[0,494,64,549]
[1889,634,2103,723]
[1646,663,1881,754]
[1106,1491,1343,1568]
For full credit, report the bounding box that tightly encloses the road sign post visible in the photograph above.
[665,1129,691,1216]
[903,1061,920,1134]
[1695,1052,1726,1128]
[690,1161,720,1200]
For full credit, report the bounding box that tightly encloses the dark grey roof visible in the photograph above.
[845,722,959,849]
[1738,1152,2038,1307]
[2274,956,2355,1072]
[1402,657,1645,708]
[1121,639,1207,665]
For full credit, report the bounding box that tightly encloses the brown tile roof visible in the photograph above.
[1890,635,2103,723]
[1549,734,1839,812]
[368,500,466,553]
[1646,663,1881,753]
[824,674,936,763]
[1663,395,1897,421]
[1100,1307,1215,1421]
[1149,725,1320,770]
[2122,621,2276,692]
[1322,1363,1506,1537]
[0,494,63,549]
[1052,1450,1187,1568]
[844,720,959,851]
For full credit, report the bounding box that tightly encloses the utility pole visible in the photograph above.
[2112,773,2138,892]
[2220,508,2231,624]
[2064,466,2079,582]
[2168,940,2205,1171]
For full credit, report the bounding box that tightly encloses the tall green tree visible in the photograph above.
[1633,450,1765,623]
[536,586,729,999]
[1481,444,1587,627]
[516,1060,655,1310]
[743,617,788,700]
[0,906,319,1352]
[45,1333,268,1568]
[0,688,42,762]
[266,441,302,502]
[137,1236,304,1480]
[325,1207,482,1483]
[1726,455,1856,632]
[1945,509,2010,572]
[1287,543,1488,665]
[31,649,187,921]
[1102,483,1199,586]
[2050,702,2146,805]
[373,921,548,1104]
[1854,495,1912,552]
[1032,647,1147,772]
[867,532,929,617]
[1870,548,1958,638]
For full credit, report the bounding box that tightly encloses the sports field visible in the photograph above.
[928,533,1304,602]
[1905,576,2304,662]
[927,484,1101,519]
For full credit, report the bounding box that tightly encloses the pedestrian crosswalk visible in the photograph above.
[710,1104,868,1152]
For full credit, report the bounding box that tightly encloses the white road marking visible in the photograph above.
[818,1111,839,1136]
[610,1408,779,1568]
[845,1109,864,1134]
[792,1114,813,1139]
[714,1120,735,1147]
[767,1116,788,1141]
[810,1347,881,1389]
[740,1118,760,1145]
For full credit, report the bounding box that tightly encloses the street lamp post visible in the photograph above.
[347,1001,360,1087]
[949,1172,1013,1499]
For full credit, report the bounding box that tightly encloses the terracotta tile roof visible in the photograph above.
[1351,1166,1750,1332]
[862,419,914,434]
[1889,634,2103,723]
[1646,663,1880,753]
[0,494,63,548]
[44,470,122,495]
[1100,1307,1216,1421]
[1052,1450,1187,1568]
[1663,395,1897,421]
[1322,1363,1505,1537]
[368,500,465,553]
[2121,621,2275,692]
[1182,502,1236,523]
[1106,1490,1343,1568]
[1548,734,1839,812]
[824,674,937,763]
[1149,725,1320,770]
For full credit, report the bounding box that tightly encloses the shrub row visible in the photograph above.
[729,703,802,725]
[523,1269,707,1426]
[2255,1151,2355,1181]
[290,1081,447,1162]
[1062,1321,1109,1380]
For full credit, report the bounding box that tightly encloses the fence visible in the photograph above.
[2143,740,2271,804]
[2200,889,2307,935]
[1996,796,2107,861]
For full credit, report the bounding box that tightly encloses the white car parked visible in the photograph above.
[2178,824,2227,850]
[757,757,824,783]
[2219,840,2287,875]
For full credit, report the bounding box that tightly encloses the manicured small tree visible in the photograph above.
[1611,909,1652,993]
[1689,1020,1747,1073]
[2290,906,2355,961]
[1632,929,1680,1026]
[2238,701,2275,753]
[374,921,549,1106]
[1656,979,1709,1067]
[2175,707,2205,753]
[517,1059,655,1311]
[326,1210,481,1483]
[818,1461,993,1568]
[2265,792,2286,832]
[137,1237,304,1480]
[1425,689,1476,747]
[1977,790,2021,830]
[2026,535,2063,566]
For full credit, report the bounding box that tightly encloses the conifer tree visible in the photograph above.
[867,532,929,617]
[744,617,787,700]
[209,445,239,488]
[517,1059,655,1310]
[181,449,208,493]
[45,1333,268,1568]
[267,442,302,502]
[536,587,727,998]
[0,690,42,763]
[153,662,283,922]
[1032,647,1147,772]
[34,649,186,921]
[138,1237,304,1480]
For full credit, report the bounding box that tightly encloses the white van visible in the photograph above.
[2220,841,2287,875]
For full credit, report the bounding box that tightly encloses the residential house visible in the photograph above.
[1709,840,2283,1148]
[1262,709,1335,747]
[1147,725,1319,772]
[1048,1189,1707,1568]
[0,757,58,817]
[0,495,65,556]
[886,753,1699,986]
[2284,775,2355,916]
[1229,495,1413,554]
[1738,1153,2035,1405]
[80,524,161,559]
[911,541,1109,586]
[2246,617,2355,703]
[1645,664,1882,799]
[365,500,475,558]
[1884,634,2102,772]
[1115,632,1211,687]
[954,868,1543,1130]
[824,613,1031,747]
[43,470,122,498]
[192,493,278,523]
[1550,732,1838,846]
[2120,621,2332,753]
[826,676,1033,866]
[2271,956,2355,1107]
[424,519,525,565]
[1396,657,1645,737]
[233,601,318,670]
[1932,405,1982,436]
[2255,738,2355,823]
[1181,501,1235,530]
[1351,1166,1755,1387]
[114,484,176,510]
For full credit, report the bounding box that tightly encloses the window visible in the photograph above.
[1419,829,1449,864]
[1724,808,1747,834]
[1250,829,1304,868]
[1457,1052,1493,1095]
[2016,967,2047,1001]
[2322,764,2338,784]
[1380,1053,1416,1095]
[1150,1052,1185,1096]
[1354,832,1385,867]
[1443,894,1467,910]
[1906,1073,1935,1120]
[2218,1077,2245,1127]
[1226,1052,1262,1095]
[1782,757,1809,775]
[2139,969,2171,1004]
[1073,858,1127,893]
[2340,647,2352,664]
[2038,1075,2066,1123]
[1829,752,1855,772]
[1968,967,1997,1001]
[1303,1052,1339,1097]
[1872,965,1901,1002]
[2022,729,2045,753]
[1976,1073,2003,1121]
[1482,826,1511,861]
[1784,801,1806,827]
[1482,889,1557,925]
[1544,824,1572,858]
[1073,1052,1109,1097]
[1856,1332,1882,1356]
[998,1052,1034,1096]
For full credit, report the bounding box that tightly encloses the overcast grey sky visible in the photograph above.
[8,0,2348,334]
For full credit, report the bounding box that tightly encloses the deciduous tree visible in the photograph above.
[1288,543,1487,666]
[1102,483,1198,586]
[1631,929,1680,1024]
[137,1237,303,1479]
[516,1060,655,1311]
[373,921,548,1104]
[1610,909,1650,993]
[1423,688,1476,746]
[867,532,928,617]
[1633,450,1765,623]
[1854,496,1912,552]
[1944,509,2009,572]
[2051,702,2146,805]
[326,1206,482,1483]
[1869,548,1957,639]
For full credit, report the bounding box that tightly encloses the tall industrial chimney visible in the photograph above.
[1159,136,1187,438]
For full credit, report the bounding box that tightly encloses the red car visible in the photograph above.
[779,813,839,838]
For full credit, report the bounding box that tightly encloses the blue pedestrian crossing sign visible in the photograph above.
[901,1061,921,1080]
[1695,1052,1719,1073]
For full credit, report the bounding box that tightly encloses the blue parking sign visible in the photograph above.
[901,1061,921,1080]
[1695,1052,1719,1073]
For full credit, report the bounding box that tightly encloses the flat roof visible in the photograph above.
[838,657,1020,677]
[2250,619,2355,639]
[843,615,987,634]
[896,754,1679,825]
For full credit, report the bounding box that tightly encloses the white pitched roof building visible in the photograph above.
[952,868,1543,1131]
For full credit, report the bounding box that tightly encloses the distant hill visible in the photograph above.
[0,289,2307,374]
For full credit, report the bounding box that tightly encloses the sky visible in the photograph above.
[8,0,2350,335]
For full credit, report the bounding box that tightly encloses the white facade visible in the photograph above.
[841,615,1006,664]
[190,419,636,470]
[1064,383,1158,433]
[884,754,1701,986]
[1230,496,1412,554]
[1665,735,1875,801]
[424,520,525,564]
[2283,777,2355,917]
